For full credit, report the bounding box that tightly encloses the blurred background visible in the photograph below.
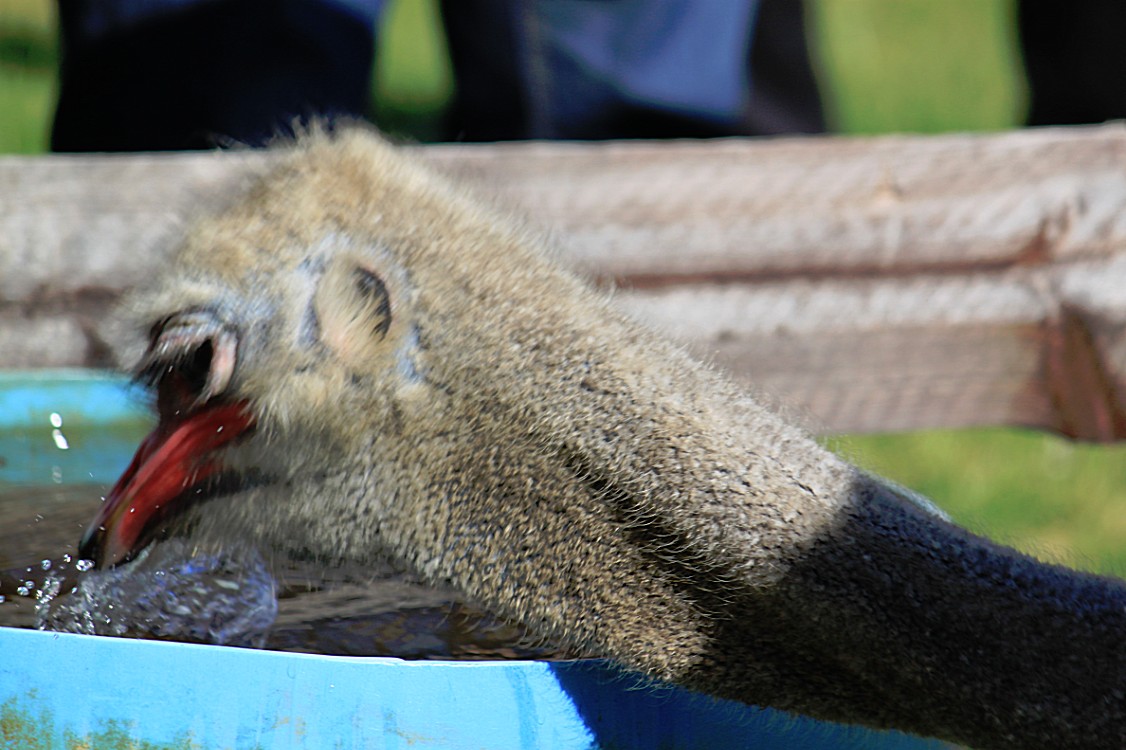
[1,0,1123,573]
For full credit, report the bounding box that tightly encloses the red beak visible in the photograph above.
[79,401,255,569]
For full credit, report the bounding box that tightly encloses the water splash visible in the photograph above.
[36,539,277,647]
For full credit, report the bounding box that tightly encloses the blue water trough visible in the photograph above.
[0,371,946,749]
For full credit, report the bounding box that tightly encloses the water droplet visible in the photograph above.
[52,429,70,451]
[0,594,6,604]
[49,412,63,428]
[40,559,52,571]
[62,553,72,564]
[35,573,63,605]
[16,586,30,597]
[75,559,94,572]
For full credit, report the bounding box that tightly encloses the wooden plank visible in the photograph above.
[3,126,1126,438]
[618,273,1054,434]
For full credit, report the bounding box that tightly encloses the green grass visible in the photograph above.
[0,0,1121,575]
[0,0,54,153]
[371,0,454,141]
[832,429,1126,575]
[810,0,1026,134]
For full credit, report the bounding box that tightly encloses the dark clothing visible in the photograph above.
[51,0,824,151]
[53,0,379,151]
[1020,0,1126,127]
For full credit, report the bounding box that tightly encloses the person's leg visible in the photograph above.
[438,0,529,141]
[440,0,823,141]
[52,0,383,152]
[1020,0,1126,126]
[743,0,824,135]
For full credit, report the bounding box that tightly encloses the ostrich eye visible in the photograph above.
[178,339,214,393]
[137,309,238,415]
[354,268,392,339]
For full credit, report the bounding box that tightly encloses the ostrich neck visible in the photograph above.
[415,291,1126,750]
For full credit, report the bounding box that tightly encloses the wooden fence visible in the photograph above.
[4,124,1126,439]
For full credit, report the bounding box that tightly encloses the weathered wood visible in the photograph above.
[4,125,1126,438]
